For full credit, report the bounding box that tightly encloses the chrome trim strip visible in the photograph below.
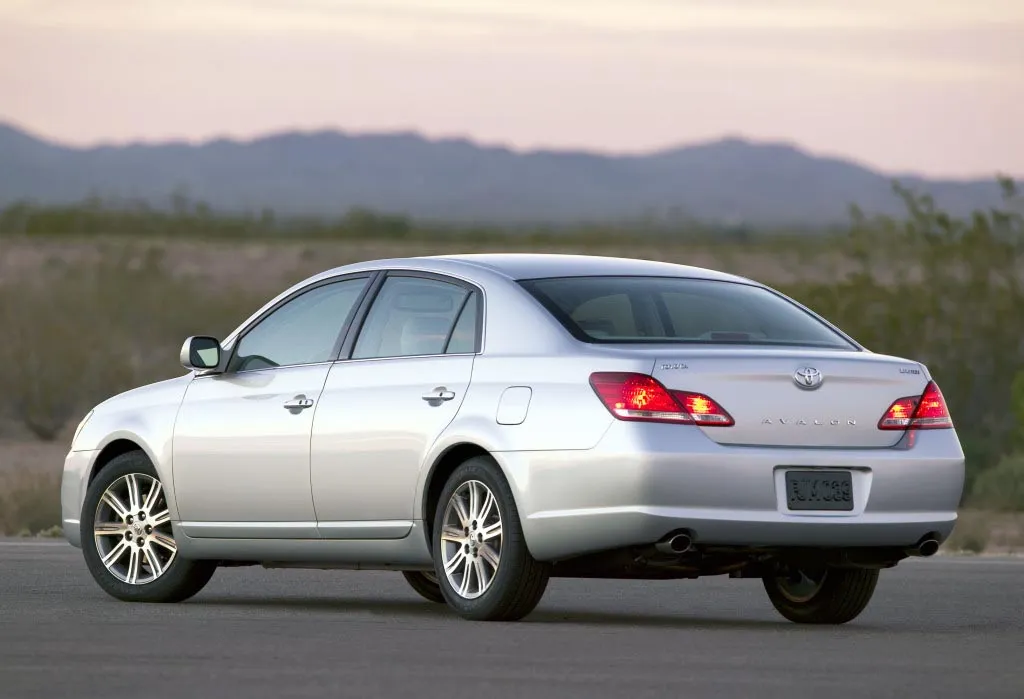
[317,520,414,540]
[178,521,320,539]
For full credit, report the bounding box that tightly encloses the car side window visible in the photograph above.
[352,276,471,359]
[230,277,368,372]
[445,293,479,354]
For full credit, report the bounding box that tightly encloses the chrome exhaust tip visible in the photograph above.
[906,533,941,557]
[654,531,694,555]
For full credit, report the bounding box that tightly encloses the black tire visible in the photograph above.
[401,571,446,604]
[763,566,879,625]
[432,455,550,621]
[81,451,217,603]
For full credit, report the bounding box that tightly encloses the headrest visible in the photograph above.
[399,316,451,355]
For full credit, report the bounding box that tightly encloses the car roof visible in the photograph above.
[224,253,761,348]
[320,253,753,285]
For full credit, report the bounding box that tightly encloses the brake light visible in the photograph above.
[676,391,735,425]
[589,372,734,426]
[878,381,953,430]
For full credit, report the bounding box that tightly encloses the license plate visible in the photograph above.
[785,471,854,511]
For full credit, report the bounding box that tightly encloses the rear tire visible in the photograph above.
[402,571,446,604]
[763,566,879,624]
[81,451,217,603]
[432,455,550,621]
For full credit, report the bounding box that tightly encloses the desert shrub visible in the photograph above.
[1011,371,1024,452]
[943,511,992,553]
[970,454,1024,512]
[780,180,1024,490]
[0,247,260,439]
[0,179,1021,496]
[0,469,61,535]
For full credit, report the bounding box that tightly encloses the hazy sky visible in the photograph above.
[1,0,1022,177]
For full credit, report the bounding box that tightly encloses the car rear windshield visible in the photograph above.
[519,276,856,349]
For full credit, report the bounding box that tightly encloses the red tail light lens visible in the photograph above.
[589,372,687,423]
[675,391,735,426]
[589,372,734,426]
[878,381,953,430]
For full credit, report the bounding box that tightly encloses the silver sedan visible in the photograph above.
[61,254,965,623]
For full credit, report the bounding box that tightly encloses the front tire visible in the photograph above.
[763,566,879,624]
[432,455,550,621]
[81,451,216,603]
[401,571,446,604]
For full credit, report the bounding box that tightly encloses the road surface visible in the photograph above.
[0,540,1020,698]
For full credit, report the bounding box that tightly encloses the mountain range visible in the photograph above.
[0,121,1008,226]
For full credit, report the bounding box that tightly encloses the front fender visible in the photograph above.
[66,375,193,530]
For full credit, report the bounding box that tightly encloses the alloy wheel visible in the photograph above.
[93,473,176,585]
[775,568,829,603]
[439,479,503,599]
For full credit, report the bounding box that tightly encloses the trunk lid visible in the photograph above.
[649,349,928,448]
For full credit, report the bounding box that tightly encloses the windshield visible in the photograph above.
[519,276,856,349]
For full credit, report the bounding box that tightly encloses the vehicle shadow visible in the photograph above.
[525,609,791,631]
[191,595,450,619]
[190,595,813,631]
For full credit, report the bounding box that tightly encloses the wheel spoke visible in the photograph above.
[149,509,171,527]
[479,543,500,570]
[94,522,126,537]
[142,543,164,578]
[101,491,130,520]
[458,559,474,596]
[440,525,464,543]
[151,531,177,553]
[468,482,480,522]
[102,539,129,568]
[126,546,142,584]
[450,495,470,528]
[477,490,495,523]
[125,474,142,513]
[473,557,490,592]
[143,479,162,512]
[481,520,502,541]
[444,549,466,575]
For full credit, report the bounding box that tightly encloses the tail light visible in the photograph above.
[878,381,953,430]
[589,372,734,426]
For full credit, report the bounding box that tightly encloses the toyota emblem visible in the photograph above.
[793,366,823,390]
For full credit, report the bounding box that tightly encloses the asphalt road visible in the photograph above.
[0,541,1021,699]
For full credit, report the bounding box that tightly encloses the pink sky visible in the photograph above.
[1,0,1022,177]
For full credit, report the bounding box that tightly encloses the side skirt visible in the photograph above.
[172,521,433,571]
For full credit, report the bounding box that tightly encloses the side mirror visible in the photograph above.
[180,336,223,371]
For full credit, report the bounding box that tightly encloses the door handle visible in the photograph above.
[421,387,456,403]
[283,395,315,411]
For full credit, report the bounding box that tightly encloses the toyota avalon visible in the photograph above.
[61,254,965,624]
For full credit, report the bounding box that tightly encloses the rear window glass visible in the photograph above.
[519,276,855,349]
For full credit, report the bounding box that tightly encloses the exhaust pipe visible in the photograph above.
[655,532,694,555]
[905,535,941,558]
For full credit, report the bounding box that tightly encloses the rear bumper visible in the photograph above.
[497,423,965,561]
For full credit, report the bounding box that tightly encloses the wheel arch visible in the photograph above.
[82,431,177,520]
[421,442,496,549]
[87,438,150,486]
